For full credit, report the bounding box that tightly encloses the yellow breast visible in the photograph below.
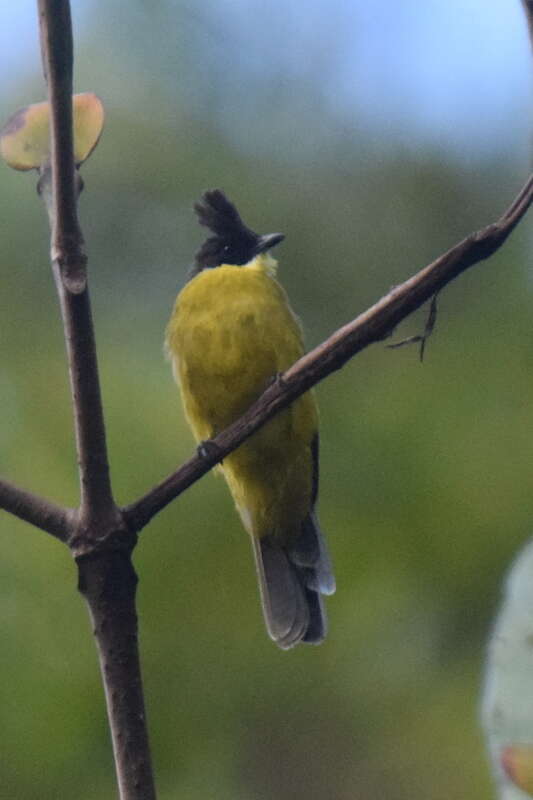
[165,256,318,542]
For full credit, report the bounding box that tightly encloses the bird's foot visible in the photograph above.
[197,439,223,463]
[268,371,288,390]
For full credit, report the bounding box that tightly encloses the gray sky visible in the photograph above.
[1,1,531,160]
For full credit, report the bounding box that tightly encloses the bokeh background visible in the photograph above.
[1,1,532,798]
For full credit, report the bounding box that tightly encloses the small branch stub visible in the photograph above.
[0,477,72,542]
[37,163,88,293]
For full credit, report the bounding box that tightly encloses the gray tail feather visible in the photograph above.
[251,514,335,650]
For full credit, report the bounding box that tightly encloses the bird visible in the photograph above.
[165,189,335,648]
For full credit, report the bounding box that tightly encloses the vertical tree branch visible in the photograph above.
[36,3,157,798]
[38,0,78,250]
[78,550,156,800]
[38,0,114,525]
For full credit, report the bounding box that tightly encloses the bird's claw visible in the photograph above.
[268,371,287,389]
[197,439,223,462]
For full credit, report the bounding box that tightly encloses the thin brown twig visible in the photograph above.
[37,0,84,292]
[0,477,72,541]
[123,173,533,533]
[38,0,116,527]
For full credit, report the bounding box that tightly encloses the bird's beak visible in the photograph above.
[255,233,285,254]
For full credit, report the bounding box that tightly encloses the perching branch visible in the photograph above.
[123,173,533,533]
[3,173,531,538]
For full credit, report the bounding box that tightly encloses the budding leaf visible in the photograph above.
[0,92,104,170]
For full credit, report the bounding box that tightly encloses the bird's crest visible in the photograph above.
[191,190,261,274]
[191,189,284,276]
[194,189,253,240]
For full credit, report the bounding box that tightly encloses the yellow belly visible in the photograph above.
[165,260,318,542]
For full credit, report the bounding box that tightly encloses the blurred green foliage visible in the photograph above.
[1,3,532,798]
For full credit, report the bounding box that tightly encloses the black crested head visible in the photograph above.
[191,189,284,276]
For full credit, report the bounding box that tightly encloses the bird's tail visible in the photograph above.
[251,513,335,649]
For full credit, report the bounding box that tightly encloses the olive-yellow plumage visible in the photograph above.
[166,255,316,539]
[165,190,334,648]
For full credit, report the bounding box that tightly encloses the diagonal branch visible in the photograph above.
[123,173,533,534]
[0,477,72,541]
